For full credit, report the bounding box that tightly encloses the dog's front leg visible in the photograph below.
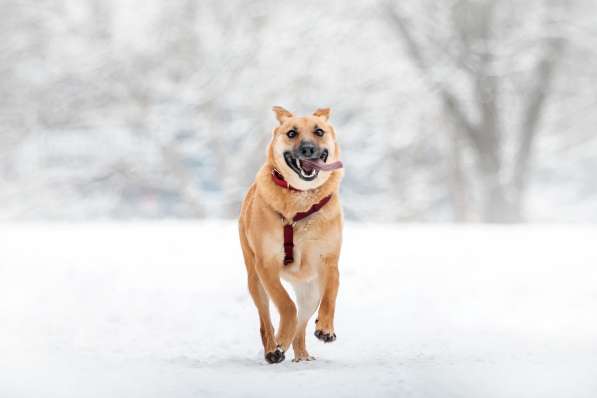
[255,259,297,363]
[315,255,339,343]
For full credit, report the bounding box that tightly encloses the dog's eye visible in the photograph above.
[287,130,297,139]
[314,128,325,137]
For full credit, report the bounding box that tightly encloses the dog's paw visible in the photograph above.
[265,347,285,364]
[314,329,336,343]
[292,354,316,363]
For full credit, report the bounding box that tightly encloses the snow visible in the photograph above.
[1,222,597,398]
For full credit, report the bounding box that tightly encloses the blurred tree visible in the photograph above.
[385,0,567,222]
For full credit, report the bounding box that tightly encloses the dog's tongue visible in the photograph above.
[300,158,343,172]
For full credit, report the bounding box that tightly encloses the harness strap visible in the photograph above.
[283,224,294,265]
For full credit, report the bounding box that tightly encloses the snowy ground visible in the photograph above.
[1,222,597,398]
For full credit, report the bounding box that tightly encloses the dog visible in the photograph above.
[238,106,344,364]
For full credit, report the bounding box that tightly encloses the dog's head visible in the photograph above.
[268,106,341,191]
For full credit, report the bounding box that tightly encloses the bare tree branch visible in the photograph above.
[512,6,567,197]
[384,2,483,150]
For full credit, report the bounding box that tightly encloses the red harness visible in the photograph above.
[271,169,333,265]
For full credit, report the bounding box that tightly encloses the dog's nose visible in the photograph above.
[299,142,316,158]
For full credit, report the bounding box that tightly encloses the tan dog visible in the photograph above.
[238,106,344,364]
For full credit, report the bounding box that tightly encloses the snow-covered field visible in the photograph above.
[1,222,596,398]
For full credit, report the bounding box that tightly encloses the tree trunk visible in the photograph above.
[478,151,521,223]
[481,179,520,223]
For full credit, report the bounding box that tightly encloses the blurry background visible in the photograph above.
[1,0,596,223]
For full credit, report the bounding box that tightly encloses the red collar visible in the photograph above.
[271,168,302,191]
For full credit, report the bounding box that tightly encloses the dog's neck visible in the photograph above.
[255,163,343,220]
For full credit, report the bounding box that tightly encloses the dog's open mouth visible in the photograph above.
[284,149,329,181]
[283,149,343,181]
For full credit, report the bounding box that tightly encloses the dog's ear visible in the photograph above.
[313,108,331,121]
[272,106,293,124]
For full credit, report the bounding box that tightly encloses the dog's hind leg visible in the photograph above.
[315,255,339,343]
[291,279,320,362]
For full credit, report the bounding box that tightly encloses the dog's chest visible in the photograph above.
[265,219,334,281]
